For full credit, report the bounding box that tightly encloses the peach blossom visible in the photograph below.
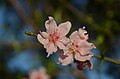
[29,67,50,79]
[37,16,71,57]
[58,27,95,67]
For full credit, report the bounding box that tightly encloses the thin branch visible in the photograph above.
[25,31,120,65]
[94,54,120,65]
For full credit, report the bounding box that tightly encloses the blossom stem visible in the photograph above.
[94,54,120,65]
[25,31,120,65]
[24,31,37,37]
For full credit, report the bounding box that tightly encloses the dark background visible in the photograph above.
[0,0,120,79]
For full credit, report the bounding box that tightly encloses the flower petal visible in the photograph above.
[37,34,48,45]
[69,31,81,45]
[58,37,70,45]
[44,42,57,57]
[55,41,65,49]
[74,60,87,70]
[62,47,70,56]
[59,53,73,66]
[69,31,78,39]
[58,21,71,36]
[45,16,57,34]
[55,37,69,49]
[58,50,68,59]
[87,60,93,70]
[40,31,49,38]
[78,27,88,41]
[74,52,93,61]
[78,41,95,55]
[29,70,38,79]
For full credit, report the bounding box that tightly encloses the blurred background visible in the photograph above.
[0,0,120,79]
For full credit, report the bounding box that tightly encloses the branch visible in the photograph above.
[94,54,120,65]
[25,31,120,65]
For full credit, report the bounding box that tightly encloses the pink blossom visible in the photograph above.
[58,27,95,70]
[29,67,50,79]
[37,16,71,57]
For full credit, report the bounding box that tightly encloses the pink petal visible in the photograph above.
[69,31,80,45]
[58,21,71,36]
[69,31,78,40]
[63,47,70,55]
[74,52,93,61]
[44,42,57,57]
[55,37,69,49]
[37,34,48,45]
[30,68,50,79]
[58,37,70,45]
[78,41,95,55]
[59,53,73,66]
[40,31,49,38]
[41,75,50,79]
[55,41,65,49]
[78,27,88,41]
[45,16,57,34]
[39,68,50,79]
[29,70,38,79]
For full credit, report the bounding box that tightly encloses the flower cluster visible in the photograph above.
[37,16,95,70]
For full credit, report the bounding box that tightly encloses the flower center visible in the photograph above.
[69,43,78,53]
[49,32,59,43]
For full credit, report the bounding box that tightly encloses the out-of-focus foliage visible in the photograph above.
[0,0,120,79]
